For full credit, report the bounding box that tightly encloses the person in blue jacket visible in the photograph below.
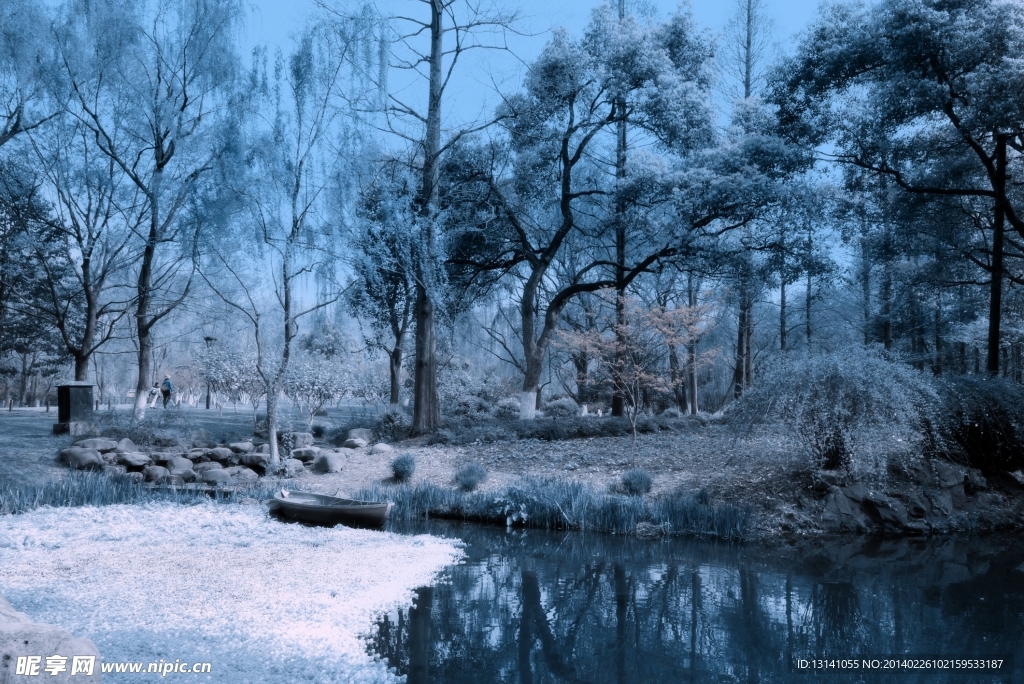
[161,375,174,408]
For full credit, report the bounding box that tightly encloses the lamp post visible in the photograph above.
[204,336,217,410]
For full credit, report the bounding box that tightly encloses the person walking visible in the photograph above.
[161,375,174,408]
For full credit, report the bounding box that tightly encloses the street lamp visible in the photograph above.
[204,336,217,410]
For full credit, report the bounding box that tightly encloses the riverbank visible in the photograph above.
[0,502,463,684]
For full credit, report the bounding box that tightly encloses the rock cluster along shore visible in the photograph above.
[816,459,1016,534]
[0,595,102,682]
[55,430,390,486]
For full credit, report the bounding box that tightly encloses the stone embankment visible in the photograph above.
[55,430,390,488]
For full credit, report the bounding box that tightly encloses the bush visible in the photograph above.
[543,397,579,418]
[731,346,941,479]
[95,408,198,447]
[448,395,493,421]
[375,408,411,442]
[621,468,653,496]
[390,454,416,482]
[934,376,1024,473]
[454,462,487,491]
[311,424,326,439]
[491,397,521,420]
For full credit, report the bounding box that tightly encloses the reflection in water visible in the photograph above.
[367,523,1021,683]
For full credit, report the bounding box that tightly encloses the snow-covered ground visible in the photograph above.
[0,503,463,683]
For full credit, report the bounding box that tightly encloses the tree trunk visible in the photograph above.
[733,283,748,399]
[389,342,403,406]
[987,134,1006,376]
[779,278,787,352]
[611,0,628,418]
[687,275,699,414]
[411,0,445,433]
[882,227,893,351]
[266,389,281,467]
[668,343,687,412]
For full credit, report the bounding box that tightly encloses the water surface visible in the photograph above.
[369,523,1021,683]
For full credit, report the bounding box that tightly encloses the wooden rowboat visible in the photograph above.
[269,490,392,528]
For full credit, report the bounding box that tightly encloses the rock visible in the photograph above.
[343,438,368,449]
[73,437,117,452]
[812,469,846,491]
[169,468,197,483]
[188,448,208,461]
[370,443,394,455]
[103,464,127,477]
[926,488,954,516]
[346,428,374,443]
[283,458,304,477]
[115,437,138,454]
[283,432,314,448]
[313,452,345,473]
[166,456,193,472]
[229,441,254,453]
[201,469,233,485]
[635,521,668,538]
[59,447,104,470]
[143,465,170,483]
[932,460,963,488]
[125,471,144,484]
[964,469,987,493]
[949,483,968,509]
[191,429,216,448]
[241,453,270,468]
[863,493,909,528]
[100,451,119,465]
[841,483,870,503]
[193,462,223,473]
[148,452,180,464]
[291,446,320,462]
[206,447,233,462]
[237,497,260,505]
[902,492,931,518]
[258,443,271,454]
[234,467,258,482]
[0,595,102,683]
[1010,470,1024,485]
[821,486,871,532]
[117,452,152,468]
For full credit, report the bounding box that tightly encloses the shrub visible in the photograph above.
[934,376,1024,473]
[311,424,326,439]
[448,395,493,421]
[731,346,941,479]
[454,462,487,492]
[660,407,683,418]
[543,397,579,418]
[375,408,411,442]
[491,397,521,420]
[390,454,416,482]
[95,409,198,447]
[621,468,653,496]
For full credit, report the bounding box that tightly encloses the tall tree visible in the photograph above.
[54,0,243,418]
[772,0,1024,375]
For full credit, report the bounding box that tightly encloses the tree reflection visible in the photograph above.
[366,525,1023,683]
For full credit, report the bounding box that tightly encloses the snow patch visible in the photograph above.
[0,503,463,683]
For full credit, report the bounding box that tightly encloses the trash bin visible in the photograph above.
[54,383,93,435]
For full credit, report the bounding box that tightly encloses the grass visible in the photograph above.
[0,471,279,516]
[621,468,653,496]
[390,454,416,482]
[423,415,685,446]
[454,462,487,492]
[355,477,750,540]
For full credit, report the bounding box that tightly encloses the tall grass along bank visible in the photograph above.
[356,477,750,541]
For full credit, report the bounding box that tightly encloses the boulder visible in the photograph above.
[291,446,320,462]
[932,460,963,488]
[117,452,152,468]
[820,486,871,532]
[187,448,207,461]
[863,492,910,528]
[343,438,368,449]
[283,432,314,448]
[369,443,394,455]
[0,595,102,683]
[241,453,270,468]
[169,468,197,483]
[283,458,305,477]
[166,456,193,472]
[229,441,255,453]
[191,428,216,448]
[346,428,374,443]
[102,464,127,477]
[926,488,954,516]
[125,471,144,484]
[143,465,170,483]
[313,452,345,473]
[840,483,870,503]
[148,452,180,464]
[258,443,272,454]
[201,469,233,485]
[206,447,233,463]
[635,521,669,538]
[234,467,258,482]
[115,437,138,454]
[59,447,103,470]
[73,437,117,452]
[193,462,224,473]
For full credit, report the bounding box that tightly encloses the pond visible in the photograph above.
[368,522,1021,683]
